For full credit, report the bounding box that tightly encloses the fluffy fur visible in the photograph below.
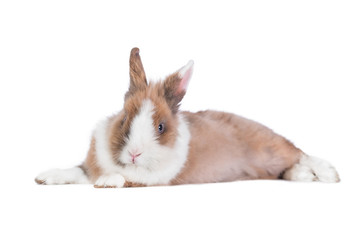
[35,167,90,185]
[283,155,340,182]
[35,48,340,187]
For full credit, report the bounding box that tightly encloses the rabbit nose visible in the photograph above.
[129,151,142,164]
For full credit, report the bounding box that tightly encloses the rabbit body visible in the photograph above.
[171,110,301,184]
[35,48,339,187]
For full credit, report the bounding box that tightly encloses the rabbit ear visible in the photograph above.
[128,48,147,94]
[177,60,194,94]
[163,60,194,114]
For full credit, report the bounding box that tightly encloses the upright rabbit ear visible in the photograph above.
[177,60,194,94]
[127,48,147,97]
[163,60,194,114]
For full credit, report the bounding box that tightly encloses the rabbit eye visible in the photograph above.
[158,123,165,134]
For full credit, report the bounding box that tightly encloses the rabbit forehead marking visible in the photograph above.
[128,83,179,147]
[123,97,177,151]
[126,99,156,149]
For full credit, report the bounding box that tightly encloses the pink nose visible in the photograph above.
[129,152,142,164]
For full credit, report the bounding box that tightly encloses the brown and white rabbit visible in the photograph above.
[35,48,340,188]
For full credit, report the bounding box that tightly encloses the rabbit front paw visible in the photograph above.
[94,174,125,188]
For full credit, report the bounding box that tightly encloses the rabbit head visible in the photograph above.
[108,48,193,170]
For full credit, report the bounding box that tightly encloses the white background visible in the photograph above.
[0,0,359,239]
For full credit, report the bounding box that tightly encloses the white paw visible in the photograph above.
[284,155,340,183]
[313,164,340,183]
[283,164,316,182]
[302,155,340,183]
[94,174,125,188]
[35,167,90,185]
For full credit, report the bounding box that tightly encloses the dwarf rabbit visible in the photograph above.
[35,48,340,187]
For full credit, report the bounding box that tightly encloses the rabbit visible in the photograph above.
[35,48,340,188]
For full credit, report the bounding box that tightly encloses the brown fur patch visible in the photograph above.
[123,181,146,188]
[82,137,102,183]
[162,72,186,114]
[109,106,141,163]
[35,178,45,185]
[149,82,179,147]
[93,185,117,188]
